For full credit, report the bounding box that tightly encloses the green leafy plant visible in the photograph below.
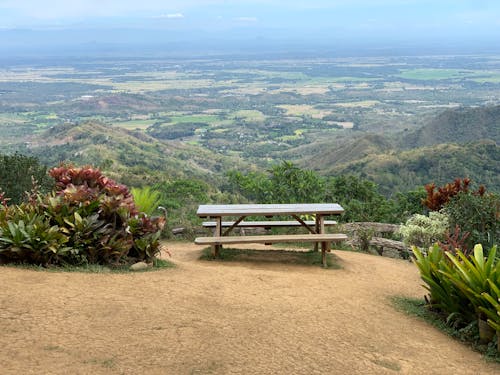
[400,212,449,248]
[412,245,473,324]
[479,281,500,332]
[131,186,162,216]
[0,165,165,266]
[442,245,499,319]
[443,192,499,250]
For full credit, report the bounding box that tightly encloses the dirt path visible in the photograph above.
[1,242,498,374]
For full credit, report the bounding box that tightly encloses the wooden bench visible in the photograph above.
[195,233,348,267]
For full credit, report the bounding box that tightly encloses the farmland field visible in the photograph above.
[1,53,500,158]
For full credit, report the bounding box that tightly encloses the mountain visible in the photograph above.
[327,140,499,195]
[297,133,395,171]
[297,105,500,195]
[401,105,500,148]
[22,121,249,187]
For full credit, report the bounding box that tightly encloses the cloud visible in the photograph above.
[234,17,258,22]
[154,13,185,19]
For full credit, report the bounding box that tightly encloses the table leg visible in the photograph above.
[318,215,329,267]
[212,217,222,257]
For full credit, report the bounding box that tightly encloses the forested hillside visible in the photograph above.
[23,122,250,187]
[297,105,500,194]
[401,105,500,148]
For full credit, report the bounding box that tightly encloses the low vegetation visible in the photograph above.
[0,165,165,267]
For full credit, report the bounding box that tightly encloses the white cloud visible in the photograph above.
[234,17,258,22]
[154,13,185,19]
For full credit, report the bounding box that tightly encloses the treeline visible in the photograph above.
[226,161,427,223]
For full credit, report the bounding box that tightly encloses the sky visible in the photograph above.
[1,1,500,55]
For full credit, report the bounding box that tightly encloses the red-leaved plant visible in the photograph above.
[423,178,485,211]
[0,164,165,266]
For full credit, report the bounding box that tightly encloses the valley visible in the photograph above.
[0,53,499,195]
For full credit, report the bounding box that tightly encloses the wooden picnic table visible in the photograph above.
[195,203,346,267]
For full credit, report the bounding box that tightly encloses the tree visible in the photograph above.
[0,153,53,204]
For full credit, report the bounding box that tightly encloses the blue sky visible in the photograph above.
[1,1,499,53]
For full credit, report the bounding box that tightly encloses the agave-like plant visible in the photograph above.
[479,280,500,332]
[412,245,473,323]
[441,244,499,343]
[442,244,498,316]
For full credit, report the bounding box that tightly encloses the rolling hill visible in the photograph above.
[401,104,500,148]
[23,121,250,187]
[298,105,500,195]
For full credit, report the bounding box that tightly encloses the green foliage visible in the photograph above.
[227,161,414,223]
[326,175,396,222]
[0,153,53,204]
[228,161,325,204]
[443,245,499,318]
[412,243,500,344]
[0,165,165,266]
[479,281,500,331]
[400,212,449,248]
[131,186,162,216]
[443,192,499,249]
[412,245,473,323]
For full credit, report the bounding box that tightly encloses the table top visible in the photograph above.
[197,203,344,217]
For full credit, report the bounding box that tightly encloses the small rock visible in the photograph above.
[130,261,149,271]
[172,227,185,235]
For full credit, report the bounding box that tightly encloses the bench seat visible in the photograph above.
[202,220,337,228]
[195,233,347,245]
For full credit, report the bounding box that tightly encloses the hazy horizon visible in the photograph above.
[1,1,500,57]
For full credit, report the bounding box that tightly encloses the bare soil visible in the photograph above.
[1,242,499,374]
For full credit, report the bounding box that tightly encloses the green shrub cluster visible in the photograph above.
[0,165,165,266]
[413,244,500,348]
[227,161,427,223]
[399,212,449,248]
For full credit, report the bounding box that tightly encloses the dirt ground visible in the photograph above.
[1,242,499,375]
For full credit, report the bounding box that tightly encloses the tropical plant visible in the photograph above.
[0,165,165,266]
[479,281,500,332]
[442,245,499,319]
[423,178,484,211]
[131,186,162,216]
[412,245,474,324]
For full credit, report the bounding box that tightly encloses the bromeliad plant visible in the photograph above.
[412,245,474,325]
[442,245,499,319]
[412,243,500,347]
[0,165,165,266]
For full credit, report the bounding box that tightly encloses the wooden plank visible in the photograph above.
[197,203,344,217]
[195,233,348,245]
[202,220,338,228]
[222,215,247,236]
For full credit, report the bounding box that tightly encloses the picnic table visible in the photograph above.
[195,203,347,267]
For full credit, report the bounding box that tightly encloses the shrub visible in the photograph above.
[0,153,53,204]
[0,165,165,266]
[423,178,484,211]
[399,212,449,248]
[443,192,499,250]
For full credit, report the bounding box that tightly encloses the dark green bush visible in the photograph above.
[443,191,499,249]
[0,152,53,204]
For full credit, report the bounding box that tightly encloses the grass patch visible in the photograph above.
[1,257,174,273]
[199,247,341,269]
[392,296,500,362]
